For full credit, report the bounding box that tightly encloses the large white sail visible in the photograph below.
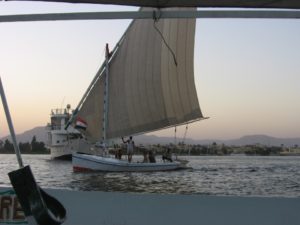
[75,8,203,142]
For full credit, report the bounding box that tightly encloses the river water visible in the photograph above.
[0,154,299,197]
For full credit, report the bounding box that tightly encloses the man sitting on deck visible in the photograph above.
[148,150,156,163]
[115,148,123,160]
[162,148,173,162]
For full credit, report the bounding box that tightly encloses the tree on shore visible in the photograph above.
[19,142,31,153]
[0,137,49,154]
[31,136,47,153]
[4,139,14,153]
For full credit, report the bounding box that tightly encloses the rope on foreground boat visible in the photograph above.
[152,10,178,66]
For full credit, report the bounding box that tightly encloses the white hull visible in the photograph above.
[72,152,184,172]
[50,145,73,159]
[50,139,92,159]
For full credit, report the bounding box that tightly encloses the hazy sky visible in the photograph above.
[0,2,299,140]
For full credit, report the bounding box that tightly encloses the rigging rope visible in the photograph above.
[175,124,189,156]
[174,125,177,159]
[182,123,189,155]
[182,123,189,145]
[174,126,177,146]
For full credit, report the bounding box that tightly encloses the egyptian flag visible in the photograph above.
[75,117,87,130]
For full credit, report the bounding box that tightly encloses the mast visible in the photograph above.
[103,43,110,144]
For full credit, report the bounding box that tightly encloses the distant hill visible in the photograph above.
[1,126,48,143]
[135,134,300,147]
[225,135,300,147]
[1,127,300,147]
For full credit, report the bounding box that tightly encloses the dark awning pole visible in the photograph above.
[0,77,24,168]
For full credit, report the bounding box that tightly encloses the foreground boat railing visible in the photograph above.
[1,9,300,23]
[0,77,66,225]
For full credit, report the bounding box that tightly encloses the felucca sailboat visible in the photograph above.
[70,7,205,172]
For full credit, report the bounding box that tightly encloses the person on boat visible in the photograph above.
[148,150,156,163]
[142,149,149,163]
[122,136,134,162]
[95,141,108,156]
[162,148,173,162]
[114,146,123,160]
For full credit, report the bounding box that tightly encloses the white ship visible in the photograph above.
[46,104,92,160]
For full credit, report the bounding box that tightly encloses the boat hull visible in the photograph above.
[49,138,93,160]
[72,153,183,172]
[50,145,73,159]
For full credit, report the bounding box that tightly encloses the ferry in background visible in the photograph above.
[46,104,92,160]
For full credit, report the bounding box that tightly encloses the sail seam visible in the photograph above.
[166,20,176,125]
[185,19,193,116]
[143,21,154,125]
[175,18,186,122]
